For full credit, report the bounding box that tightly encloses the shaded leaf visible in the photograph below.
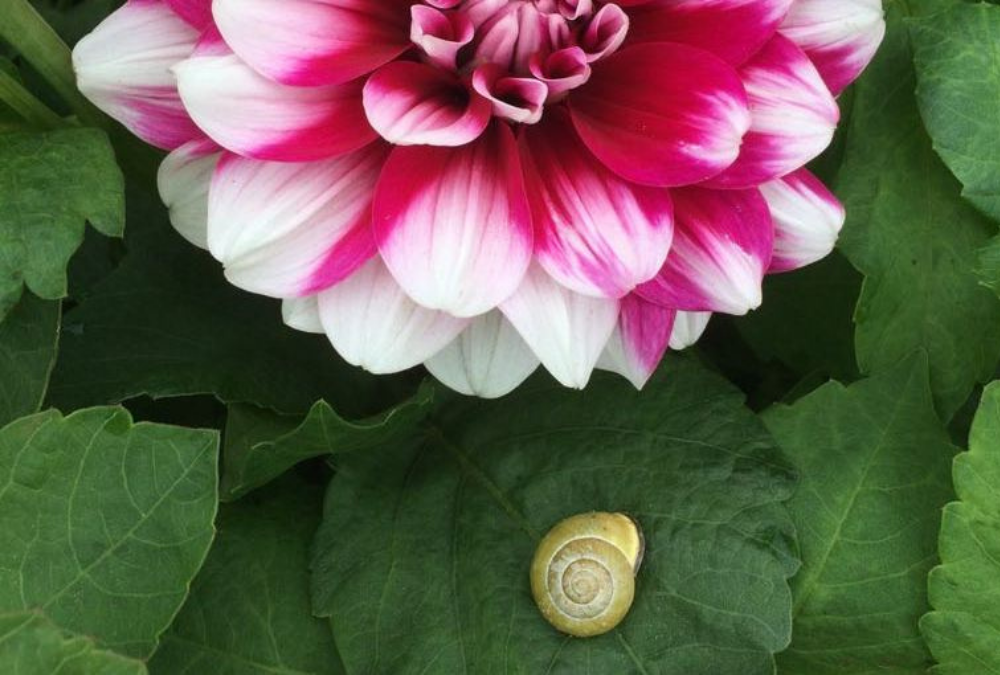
[921,381,1000,673]
[835,1,1000,419]
[910,2,1000,223]
[738,252,861,383]
[0,129,123,322]
[222,382,435,501]
[48,226,393,417]
[0,292,58,426]
[150,475,343,675]
[0,611,145,675]
[312,357,798,675]
[764,353,956,674]
[0,407,218,657]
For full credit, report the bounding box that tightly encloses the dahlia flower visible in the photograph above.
[73,0,884,397]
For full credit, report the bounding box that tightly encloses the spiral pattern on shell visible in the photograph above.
[530,512,643,637]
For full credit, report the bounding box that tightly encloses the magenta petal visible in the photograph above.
[706,34,839,189]
[410,5,475,70]
[206,143,388,298]
[373,122,533,317]
[570,42,750,187]
[760,168,844,273]
[520,111,674,298]
[472,64,548,124]
[212,0,409,86]
[72,0,202,151]
[779,0,886,96]
[174,46,376,162]
[363,62,491,147]
[626,0,793,66]
[637,187,773,315]
[597,294,675,389]
[165,0,212,29]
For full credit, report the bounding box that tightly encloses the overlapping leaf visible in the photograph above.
[765,353,955,674]
[835,1,1000,419]
[222,382,434,501]
[0,407,218,657]
[921,382,1000,673]
[150,475,343,675]
[0,292,58,426]
[0,611,146,675]
[0,128,123,322]
[312,358,799,675]
[910,2,1000,224]
[48,226,394,417]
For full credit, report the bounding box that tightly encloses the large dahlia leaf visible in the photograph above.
[311,355,798,675]
[0,611,146,675]
[920,381,1000,673]
[0,407,218,658]
[835,1,1000,420]
[765,353,955,674]
[149,475,344,675]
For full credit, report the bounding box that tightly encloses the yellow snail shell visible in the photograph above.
[530,512,644,637]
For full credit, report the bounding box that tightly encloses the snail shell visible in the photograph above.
[530,512,644,637]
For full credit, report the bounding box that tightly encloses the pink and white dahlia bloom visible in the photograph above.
[73,0,884,397]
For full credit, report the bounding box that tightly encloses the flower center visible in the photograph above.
[410,0,628,124]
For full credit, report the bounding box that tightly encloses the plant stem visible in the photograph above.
[0,0,104,128]
[0,68,64,130]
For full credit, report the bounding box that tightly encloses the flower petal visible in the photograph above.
[637,188,773,315]
[779,0,886,96]
[626,0,793,66]
[165,0,212,29]
[317,258,470,374]
[760,168,845,272]
[72,0,202,150]
[213,0,409,86]
[157,137,221,249]
[174,42,376,162]
[373,122,533,317]
[570,42,750,187]
[500,264,620,388]
[282,296,324,334]
[519,111,674,298]
[669,311,712,350]
[706,34,839,188]
[597,294,674,389]
[363,61,491,147]
[425,311,540,398]
[206,143,388,298]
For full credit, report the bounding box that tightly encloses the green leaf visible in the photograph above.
[764,353,956,674]
[48,226,396,417]
[150,475,343,675]
[921,381,1000,673]
[312,357,798,675]
[222,381,435,501]
[910,2,1000,223]
[0,129,124,322]
[0,407,219,658]
[835,1,1000,419]
[976,234,1000,298]
[0,611,146,675]
[737,252,861,383]
[0,292,58,427]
